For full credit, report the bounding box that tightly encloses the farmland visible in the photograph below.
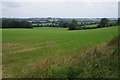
[2,26,118,78]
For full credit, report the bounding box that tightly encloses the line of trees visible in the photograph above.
[68,18,119,30]
[2,19,33,28]
[1,18,119,29]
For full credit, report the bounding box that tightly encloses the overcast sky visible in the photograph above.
[1,0,119,18]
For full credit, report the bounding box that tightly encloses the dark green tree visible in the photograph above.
[117,18,120,25]
[58,20,70,28]
[99,18,109,27]
[68,19,79,30]
[58,20,64,27]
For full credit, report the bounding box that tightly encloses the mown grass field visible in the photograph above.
[2,26,118,78]
[84,24,98,28]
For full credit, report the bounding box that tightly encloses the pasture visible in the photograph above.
[2,26,118,78]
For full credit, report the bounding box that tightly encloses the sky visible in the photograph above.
[1,0,120,18]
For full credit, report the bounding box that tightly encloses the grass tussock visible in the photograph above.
[48,37,119,78]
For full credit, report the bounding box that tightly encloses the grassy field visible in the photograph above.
[2,26,118,78]
[84,24,98,28]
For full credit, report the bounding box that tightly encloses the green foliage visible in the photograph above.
[68,19,79,30]
[2,19,32,28]
[48,65,68,78]
[116,18,120,25]
[98,18,109,28]
[58,20,70,28]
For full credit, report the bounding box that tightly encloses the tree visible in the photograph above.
[98,18,109,27]
[58,20,64,27]
[68,19,79,30]
[117,18,120,25]
[58,20,70,28]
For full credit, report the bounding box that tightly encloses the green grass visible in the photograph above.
[2,26,118,78]
[84,24,98,28]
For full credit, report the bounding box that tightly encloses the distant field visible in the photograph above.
[2,26,118,78]
[85,24,98,28]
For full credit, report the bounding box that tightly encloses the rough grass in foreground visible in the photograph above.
[2,26,118,78]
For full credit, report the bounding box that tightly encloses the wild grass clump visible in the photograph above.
[47,43,118,78]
